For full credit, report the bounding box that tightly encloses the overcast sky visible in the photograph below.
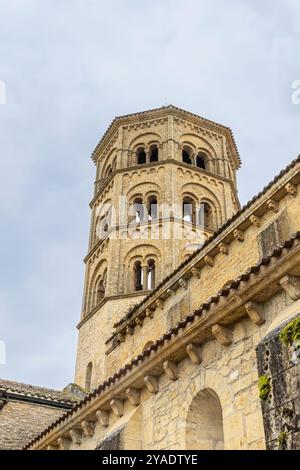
[0,0,299,390]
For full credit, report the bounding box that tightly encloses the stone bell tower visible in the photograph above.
[74,105,241,390]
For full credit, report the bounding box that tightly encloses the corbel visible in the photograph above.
[81,420,95,437]
[191,267,201,278]
[218,242,228,255]
[110,398,124,417]
[233,229,244,242]
[118,332,125,343]
[186,343,202,364]
[69,429,82,445]
[145,307,154,319]
[285,183,297,196]
[135,316,144,327]
[125,387,141,406]
[156,298,163,309]
[279,275,300,301]
[57,437,71,450]
[96,410,109,427]
[126,325,134,335]
[178,278,187,290]
[244,301,265,325]
[267,199,279,213]
[163,360,178,381]
[212,324,232,346]
[249,215,261,227]
[204,255,214,267]
[144,375,159,394]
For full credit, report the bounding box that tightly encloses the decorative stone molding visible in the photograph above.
[250,215,261,227]
[191,267,201,278]
[163,360,178,381]
[186,343,202,364]
[145,307,154,318]
[81,420,95,437]
[211,324,232,346]
[204,255,214,267]
[218,242,228,255]
[267,199,279,213]
[118,332,125,343]
[279,275,300,301]
[126,325,133,336]
[178,278,187,290]
[135,317,144,327]
[110,398,124,417]
[125,387,141,406]
[233,229,244,242]
[166,288,174,296]
[69,429,82,445]
[96,410,109,427]
[144,375,158,394]
[156,299,163,309]
[285,183,297,196]
[57,437,71,450]
[245,301,265,325]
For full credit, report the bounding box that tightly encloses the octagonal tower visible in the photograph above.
[74,105,241,390]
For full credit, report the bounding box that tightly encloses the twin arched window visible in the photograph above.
[182,198,214,230]
[182,148,208,171]
[137,145,159,165]
[133,259,156,291]
[131,196,158,223]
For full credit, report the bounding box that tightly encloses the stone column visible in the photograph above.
[142,265,148,291]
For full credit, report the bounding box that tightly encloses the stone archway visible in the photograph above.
[185,388,224,450]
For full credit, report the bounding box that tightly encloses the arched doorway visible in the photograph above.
[186,388,224,450]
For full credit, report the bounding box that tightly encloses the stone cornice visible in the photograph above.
[23,233,300,450]
[77,291,148,330]
[89,158,238,209]
[91,105,241,169]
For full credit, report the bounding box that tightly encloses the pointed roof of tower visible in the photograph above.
[91,105,241,168]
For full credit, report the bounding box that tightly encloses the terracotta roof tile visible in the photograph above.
[0,379,78,405]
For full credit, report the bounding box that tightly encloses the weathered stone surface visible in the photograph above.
[256,314,300,450]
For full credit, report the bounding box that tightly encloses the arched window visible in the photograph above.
[137,147,146,165]
[149,145,158,162]
[199,202,214,230]
[196,152,207,170]
[183,197,196,224]
[96,279,105,304]
[85,362,93,392]
[105,165,112,178]
[182,147,192,165]
[147,259,155,289]
[134,261,143,291]
[148,196,158,220]
[132,198,144,223]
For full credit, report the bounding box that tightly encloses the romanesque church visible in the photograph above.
[1,106,299,450]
